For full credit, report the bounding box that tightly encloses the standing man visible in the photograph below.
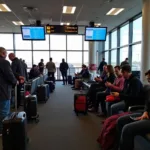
[38,59,44,74]
[120,58,129,67]
[46,58,56,83]
[0,47,17,136]
[8,53,25,108]
[98,58,107,75]
[59,58,69,85]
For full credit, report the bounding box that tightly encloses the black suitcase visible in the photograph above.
[24,95,39,122]
[2,112,27,150]
[68,75,72,84]
[37,85,48,102]
[45,81,55,92]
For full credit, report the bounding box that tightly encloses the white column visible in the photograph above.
[141,0,150,83]
[89,41,97,76]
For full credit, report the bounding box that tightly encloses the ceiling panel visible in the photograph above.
[0,0,142,32]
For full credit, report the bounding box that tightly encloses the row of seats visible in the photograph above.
[82,70,150,150]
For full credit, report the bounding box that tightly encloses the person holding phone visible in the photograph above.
[109,65,144,116]
[115,70,150,150]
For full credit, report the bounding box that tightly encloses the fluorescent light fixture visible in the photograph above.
[114,8,124,15]
[63,6,76,14]
[95,23,101,26]
[71,7,76,14]
[60,22,70,25]
[0,4,11,12]
[106,8,124,15]
[63,6,67,13]
[12,21,24,25]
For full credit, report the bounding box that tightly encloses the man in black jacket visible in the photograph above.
[9,53,25,108]
[111,65,144,115]
[0,47,17,136]
[98,58,107,75]
[116,70,150,150]
[59,59,69,85]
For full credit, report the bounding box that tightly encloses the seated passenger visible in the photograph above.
[29,65,40,79]
[110,65,144,116]
[88,65,116,111]
[72,64,89,89]
[116,70,150,150]
[93,66,124,116]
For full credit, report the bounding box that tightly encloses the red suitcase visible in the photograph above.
[74,93,88,116]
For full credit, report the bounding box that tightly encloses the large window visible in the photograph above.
[50,51,66,67]
[120,24,129,46]
[33,35,49,50]
[33,51,49,66]
[67,35,82,50]
[120,47,128,63]
[14,34,32,50]
[132,44,141,71]
[133,17,142,43]
[67,52,82,67]
[84,40,89,50]
[111,50,117,66]
[50,35,66,50]
[104,51,109,64]
[15,51,32,67]
[105,35,109,50]
[83,52,89,66]
[0,34,13,49]
[111,30,117,48]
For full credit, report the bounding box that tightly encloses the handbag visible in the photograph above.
[105,95,120,102]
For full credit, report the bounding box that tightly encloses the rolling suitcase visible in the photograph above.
[68,75,72,85]
[37,84,48,103]
[24,95,39,123]
[2,112,28,150]
[74,93,88,116]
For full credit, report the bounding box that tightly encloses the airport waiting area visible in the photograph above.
[1,0,150,150]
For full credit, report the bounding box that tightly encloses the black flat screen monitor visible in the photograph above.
[21,26,45,40]
[85,27,107,41]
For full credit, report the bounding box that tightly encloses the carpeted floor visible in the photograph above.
[0,82,102,150]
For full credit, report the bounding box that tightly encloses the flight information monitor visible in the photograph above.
[21,26,45,40]
[46,25,78,34]
[85,27,107,41]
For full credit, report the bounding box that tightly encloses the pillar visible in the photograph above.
[141,0,150,83]
[89,41,97,76]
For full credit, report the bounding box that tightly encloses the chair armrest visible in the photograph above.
[128,105,145,112]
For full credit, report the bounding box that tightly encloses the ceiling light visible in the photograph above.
[12,21,24,25]
[114,8,124,15]
[60,22,70,25]
[95,23,101,27]
[0,4,11,12]
[106,8,124,15]
[63,6,76,14]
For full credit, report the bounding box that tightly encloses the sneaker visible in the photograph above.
[88,107,95,112]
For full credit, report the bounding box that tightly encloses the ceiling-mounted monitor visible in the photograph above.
[85,27,107,41]
[21,26,45,40]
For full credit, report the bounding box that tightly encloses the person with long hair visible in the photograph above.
[88,65,116,112]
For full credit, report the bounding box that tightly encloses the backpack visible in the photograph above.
[97,112,131,150]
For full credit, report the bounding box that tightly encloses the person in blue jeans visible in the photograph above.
[0,47,17,136]
[116,70,150,150]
